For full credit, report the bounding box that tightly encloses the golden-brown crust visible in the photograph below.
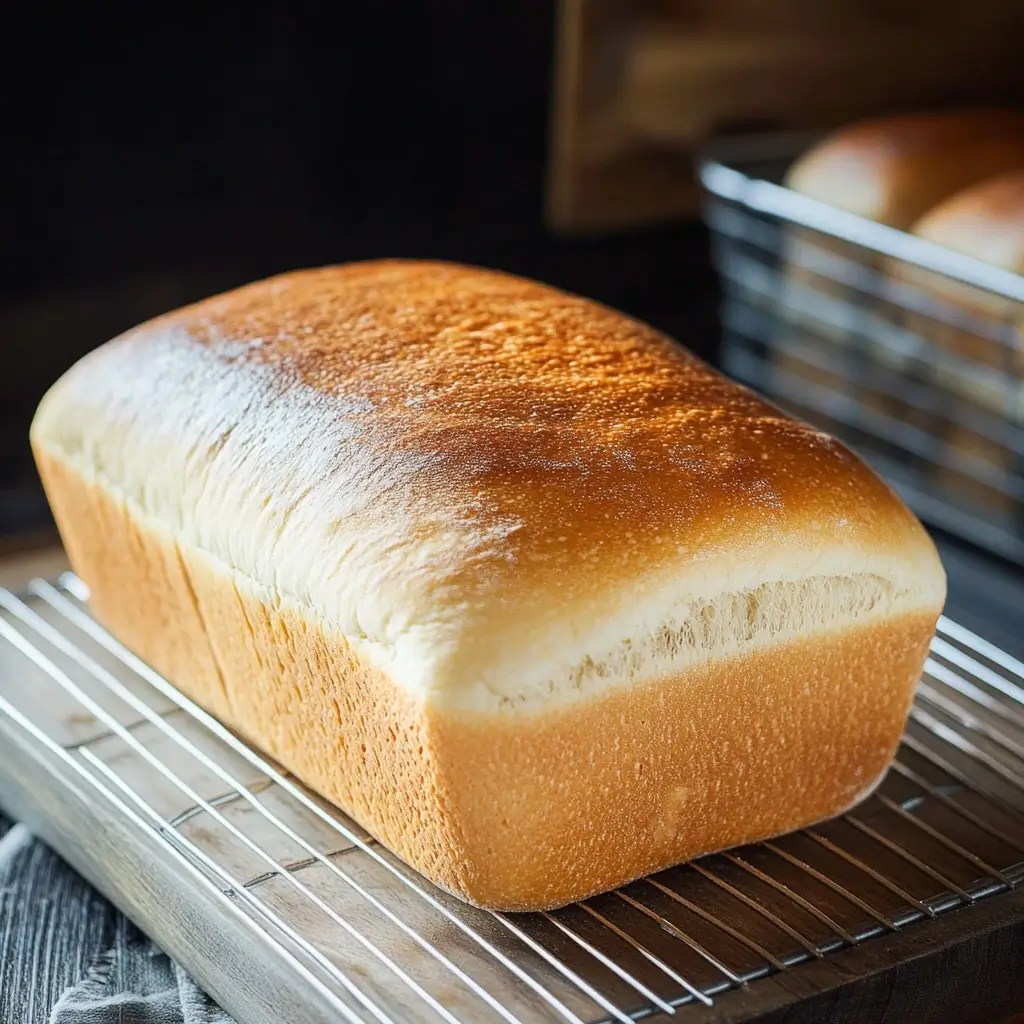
[34,259,931,577]
[37,450,937,911]
[30,261,943,712]
[786,110,1024,228]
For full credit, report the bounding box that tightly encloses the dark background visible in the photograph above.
[0,2,720,535]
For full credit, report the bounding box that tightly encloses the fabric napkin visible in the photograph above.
[0,816,232,1024]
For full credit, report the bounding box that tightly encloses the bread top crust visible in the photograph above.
[911,170,1024,273]
[33,261,945,710]
[785,110,1024,228]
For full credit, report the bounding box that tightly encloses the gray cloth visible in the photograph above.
[0,816,232,1024]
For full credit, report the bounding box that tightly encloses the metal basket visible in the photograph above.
[699,133,1024,566]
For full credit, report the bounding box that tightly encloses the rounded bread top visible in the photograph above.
[786,110,1024,228]
[34,261,945,703]
[911,169,1024,273]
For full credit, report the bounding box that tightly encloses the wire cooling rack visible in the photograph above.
[1,570,1023,1024]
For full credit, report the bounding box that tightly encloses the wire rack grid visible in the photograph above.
[0,571,1023,1024]
[699,133,1024,567]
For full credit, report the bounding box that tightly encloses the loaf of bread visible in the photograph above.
[30,261,946,911]
[779,111,1024,436]
[786,110,1024,228]
[904,170,1024,366]
[898,173,1024,517]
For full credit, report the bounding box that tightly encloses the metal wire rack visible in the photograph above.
[699,133,1024,567]
[0,571,1023,1023]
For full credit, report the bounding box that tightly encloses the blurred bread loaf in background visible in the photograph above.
[786,110,1024,228]
[776,111,1024,454]
[897,173,1024,518]
[902,170,1024,367]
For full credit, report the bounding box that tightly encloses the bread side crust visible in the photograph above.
[35,446,937,911]
[35,445,472,888]
[427,611,933,910]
